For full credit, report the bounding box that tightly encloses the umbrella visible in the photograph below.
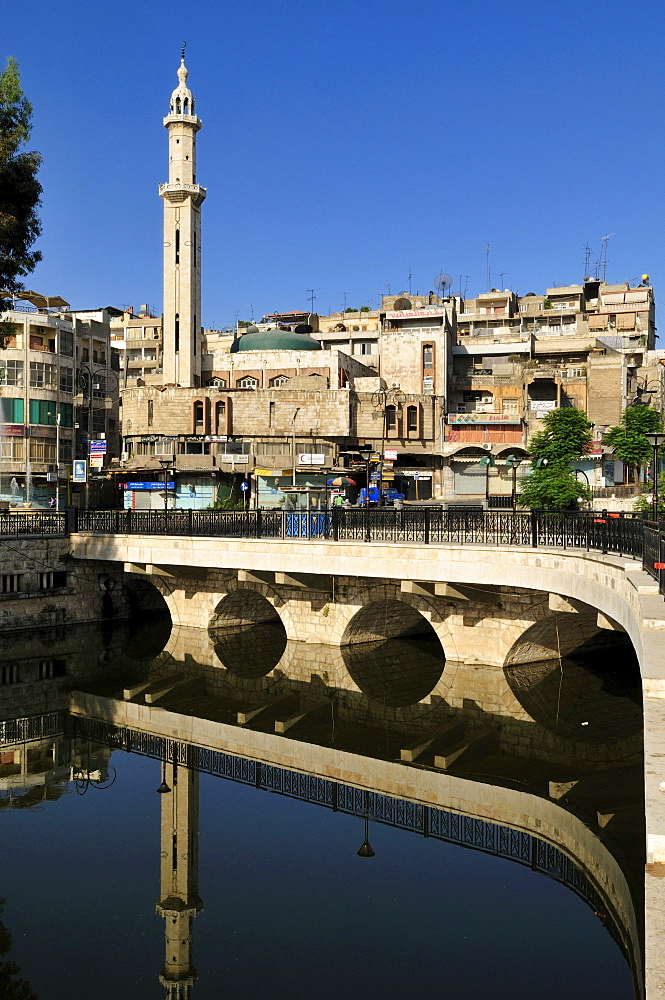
[327,476,357,486]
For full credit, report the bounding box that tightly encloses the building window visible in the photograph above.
[147,399,153,427]
[59,367,73,393]
[423,344,434,367]
[38,571,67,590]
[269,375,290,387]
[386,404,398,437]
[29,399,56,425]
[502,398,519,415]
[215,400,226,433]
[205,378,227,388]
[236,376,259,389]
[0,360,23,387]
[406,405,419,435]
[0,665,18,686]
[1,574,21,594]
[192,400,205,432]
[59,403,73,428]
[30,362,57,389]
[59,439,73,462]
[30,439,57,462]
[37,659,66,680]
[1,439,23,460]
[0,398,23,424]
[353,341,374,356]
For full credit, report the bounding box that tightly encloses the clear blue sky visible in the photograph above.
[4,0,665,330]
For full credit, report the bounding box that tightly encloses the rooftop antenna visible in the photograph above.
[306,288,321,312]
[407,269,413,295]
[387,281,391,296]
[583,243,593,278]
[433,272,453,298]
[341,291,349,311]
[497,270,507,290]
[458,274,469,299]
[246,303,254,322]
[598,233,614,283]
[485,243,491,292]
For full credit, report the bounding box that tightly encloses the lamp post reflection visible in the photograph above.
[357,791,375,858]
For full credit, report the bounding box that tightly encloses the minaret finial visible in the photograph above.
[181,40,186,60]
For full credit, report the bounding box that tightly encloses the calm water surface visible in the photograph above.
[0,618,642,1000]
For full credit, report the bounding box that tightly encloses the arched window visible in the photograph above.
[183,97,189,114]
[236,376,259,389]
[386,404,397,435]
[215,399,226,433]
[269,375,290,387]
[192,400,204,433]
[175,97,181,114]
[205,377,227,388]
[423,344,434,367]
[407,405,419,436]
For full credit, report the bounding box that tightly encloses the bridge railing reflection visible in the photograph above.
[72,715,628,960]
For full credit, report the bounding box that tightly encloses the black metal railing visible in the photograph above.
[3,506,664,599]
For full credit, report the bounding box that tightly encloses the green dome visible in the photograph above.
[230,329,322,353]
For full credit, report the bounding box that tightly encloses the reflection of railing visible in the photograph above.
[0,712,66,744]
[73,716,627,958]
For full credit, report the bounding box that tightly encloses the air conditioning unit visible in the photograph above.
[456,405,466,413]
[482,442,492,451]
[391,382,401,389]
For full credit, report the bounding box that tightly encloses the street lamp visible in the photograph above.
[479,454,496,501]
[357,791,375,858]
[646,432,665,521]
[358,447,373,542]
[158,456,174,511]
[506,455,522,513]
[291,407,300,488]
[74,361,119,508]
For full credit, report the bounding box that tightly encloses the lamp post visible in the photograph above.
[479,454,496,501]
[358,447,373,542]
[74,362,119,509]
[646,432,665,520]
[357,791,375,858]
[158,456,174,511]
[506,455,522,514]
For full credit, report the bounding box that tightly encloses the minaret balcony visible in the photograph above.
[159,182,207,206]
[164,113,201,130]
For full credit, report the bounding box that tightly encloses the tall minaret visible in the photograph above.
[156,761,202,1000]
[159,45,206,387]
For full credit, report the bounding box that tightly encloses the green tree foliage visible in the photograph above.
[604,406,663,481]
[528,407,593,461]
[518,459,590,510]
[0,57,42,314]
[519,408,593,509]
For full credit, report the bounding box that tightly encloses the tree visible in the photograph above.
[528,407,593,461]
[0,57,42,316]
[604,406,663,483]
[518,407,593,510]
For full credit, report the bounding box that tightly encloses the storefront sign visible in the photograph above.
[529,400,556,411]
[222,453,249,463]
[448,412,521,425]
[298,454,325,465]
[385,308,446,320]
[384,448,398,461]
[90,440,106,454]
[0,424,24,437]
[205,435,227,443]
[89,455,104,469]
[124,481,174,490]
[255,468,284,477]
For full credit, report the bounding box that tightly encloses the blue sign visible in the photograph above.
[124,482,174,491]
[89,440,107,454]
[240,482,249,492]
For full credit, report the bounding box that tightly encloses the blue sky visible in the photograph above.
[4,0,665,330]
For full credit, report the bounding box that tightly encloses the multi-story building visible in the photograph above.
[0,295,123,507]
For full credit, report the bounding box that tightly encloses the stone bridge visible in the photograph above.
[67,530,665,998]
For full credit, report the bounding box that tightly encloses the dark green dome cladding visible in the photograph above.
[230,329,323,353]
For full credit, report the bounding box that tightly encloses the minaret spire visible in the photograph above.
[159,49,206,387]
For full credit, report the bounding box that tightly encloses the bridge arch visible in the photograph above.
[209,582,297,641]
[123,573,176,625]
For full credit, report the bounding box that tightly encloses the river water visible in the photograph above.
[0,615,643,1000]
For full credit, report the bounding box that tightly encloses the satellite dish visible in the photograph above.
[434,272,453,295]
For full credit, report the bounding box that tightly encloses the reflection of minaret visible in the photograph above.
[159,44,206,388]
[156,761,202,999]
